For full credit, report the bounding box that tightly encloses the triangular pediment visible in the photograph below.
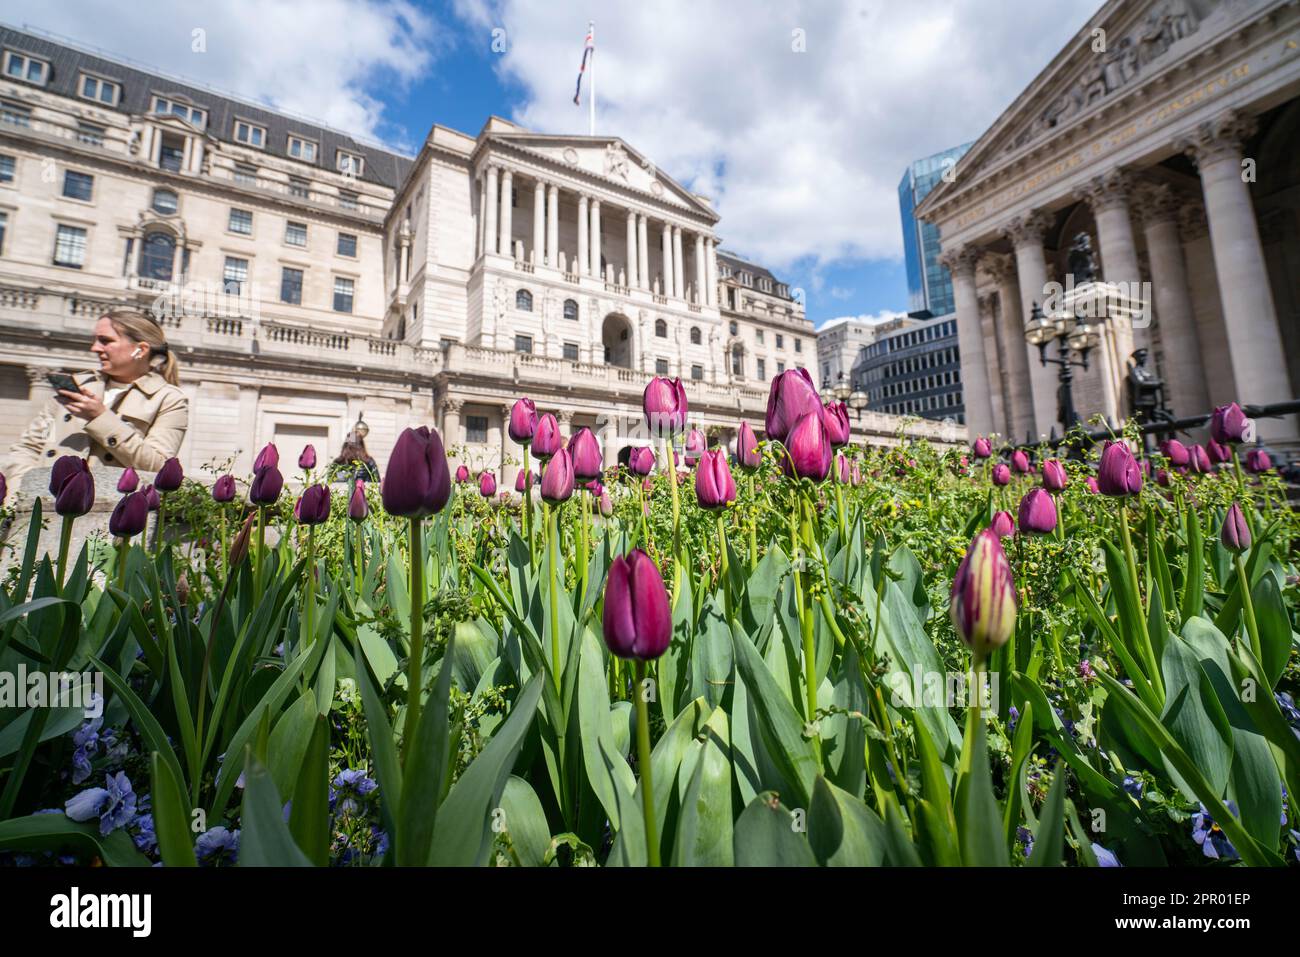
[492,133,718,220]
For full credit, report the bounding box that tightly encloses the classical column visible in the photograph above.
[637,214,649,290]
[497,169,514,257]
[483,166,499,256]
[705,238,718,306]
[661,222,673,296]
[977,292,1006,437]
[532,180,545,267]
[1003,211,1059,437]
[672,226,684,299]
[442,397,464,446]
[1078,170,1141,424]
[625,211,638,289]
[589,199,602,279]
[577,195,589,276]
[476,175,486,256]
[982,253,1035,440]
[1182,109,1295,440]
[939,246,995,438]
[1134,182,1209,419]
[500,404,517,490]
[693,233,706,305]
[546,184,559,267]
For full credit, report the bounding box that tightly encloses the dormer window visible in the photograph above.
[337,150,364,177]
[3,51,48,86]
[152,95,206,130]
[79,74,120,106]
[234,120,266,148]
[288,135,318,163]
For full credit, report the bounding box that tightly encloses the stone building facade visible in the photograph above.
[917,0,1300,449]
[0,25,951,501]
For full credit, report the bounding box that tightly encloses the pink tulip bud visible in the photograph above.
[951,529,1017,659]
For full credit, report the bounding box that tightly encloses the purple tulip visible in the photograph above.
[479,472,497,498]
[569,427,603,481]
[972,437,992,459]
[643,376,688,438]
[823,401,851,447]
[541,447,575,504]
[1041,459,1067,492]
[515,470,535,493]
[381,427,451,518]
[1156,469,1171,488]
[509,397,539,445]
[1244,449,1271,473]
[602,548,672,660]
[1097,441,1142,497]
[990,510,1016,538]
[1159,439,1190,467]
[253,443,279,471]
[455,464,471,484]
[116,467,139,494]
[1210,403,1249,445]
[584,479,604,497]
[249,466,283,506]
[299,445,317,470]
[781,411,832,482]
[50,455,87,497]
[109,490,148,538]
[1206,439,1231,464]
[737,422,761,470]
[628,446,656,477]
[1011,450,1031,474]
[598,490,613,518]
[851,463,862,486]
[684,428,707,466]
[212,475,237,503]
[54,468,95,517]
[142,484,161,511]
[695,449,736,509]
[154,457,184,493]
[0,472,6,504]
[532,414,562,461]
[297,484,331,525]
[950,529,1017,659]
[1017,488,1057,535]
[992,463,1011,486]
[765,368,822,444]
[1221,503,1251,553]
[1085,476,1099,495]
[837,453,852,484]
[348,480,368,521]
[1190,445,1212,474]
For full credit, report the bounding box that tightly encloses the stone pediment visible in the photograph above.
[493,134,717,220]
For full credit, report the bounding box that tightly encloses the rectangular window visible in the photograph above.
[280,267,303,304]
[0,210,7,255]
[3,51,48,85]
[79,74,120,105]
[756,358,766,380]
[285,221,307,247]
[234,163,257,185]
[337,233,357,257]
[756,329,764,344]
[563,342,579,361]
[795,338,802,353]
[234,121,266,148]
[466,415,488,443]
[62,171,94,201]
[288,136,317,163]
[229,208,253,235]
[152,96,206,128]
[0,154,13,182]
[338,190,358,211]
[158,138,184,173]
[514,334,533,354]
[337,150,364,177]
[53,224,87,268]
[333,277,354,313]
[691,364,704,381]
[0,102,31,129]
[655,358,669,376]
[289,176,310,198]
[76,123,105,146]
[223,256,248,295]
[777,361,786,374]
[776,334,784,349]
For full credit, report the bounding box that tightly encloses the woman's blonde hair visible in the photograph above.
[102,308,179,385]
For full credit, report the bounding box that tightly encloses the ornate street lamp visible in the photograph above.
[848,389,869,418]
[1024,301,1096,431]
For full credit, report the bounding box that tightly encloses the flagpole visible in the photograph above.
[588,20,595,136]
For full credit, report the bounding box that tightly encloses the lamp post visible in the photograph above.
[848,389,868,419]
[1023,301,1099,434]
[821,371,853,406]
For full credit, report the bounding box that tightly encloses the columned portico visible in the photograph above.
[546,184,559,267]
[1004,213,1058,438]
[942,246,995,437]
[625,213,638,288]
[636,215,649,290]
[983,254,1035,440]
[498,169,514,257]
[577,195,589,276]
[484,165,499,256]
[671,226,684,300]
[589,199,602,278]
[532,181,545,266]
[660,223,673,296]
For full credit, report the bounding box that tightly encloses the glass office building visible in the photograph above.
[898,143,973,319]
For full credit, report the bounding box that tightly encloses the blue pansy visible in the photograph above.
[1091,843,1121,867]
[1191,803,1239,861]
[1122,775,1143,799]
[131,813,157,853]
[64,771,136,836]
[1007,706,1019,735]
[331,769,378,814]
[195,826,240,865]
[1016,825,1034,859]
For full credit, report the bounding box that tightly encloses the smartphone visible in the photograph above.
[46,372,81,395]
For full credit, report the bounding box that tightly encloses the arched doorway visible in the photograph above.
[602,313,633,368]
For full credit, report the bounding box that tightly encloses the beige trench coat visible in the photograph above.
[1,371,189,493]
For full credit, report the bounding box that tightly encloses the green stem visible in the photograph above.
[663,437,683,608]
[401,517,425,762]
[634,659,660,867]
[115,537,128,591]
[1119,505,1163,699]
[548,505,562,695]
[303,524,316,644]
[254,506,266,603]
[56,514,74,590]
[792,493,821,765]
[717,512,732,621]
[1234,552,1263,664]
[747,473,758,571]
[354,521,364,595]
[579,489,590,606]
[833,474,847,544]
[521,446,533,562]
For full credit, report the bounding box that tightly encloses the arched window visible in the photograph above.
[563,298,579,321]
[730,345,744,377]
[516,289,533,312]
[690,326,701,345]
[151,188,178,215]
[655,318,668,338]
[139,232,175,281]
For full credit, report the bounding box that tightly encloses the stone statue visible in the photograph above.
[1067,232,1097,283]
[1126,348,1171,424]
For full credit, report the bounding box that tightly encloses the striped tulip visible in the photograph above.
[950,529,1017,659]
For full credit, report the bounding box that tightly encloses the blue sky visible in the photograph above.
[5,0,1096,327]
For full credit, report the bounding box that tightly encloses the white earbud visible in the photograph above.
[132,348,144,359]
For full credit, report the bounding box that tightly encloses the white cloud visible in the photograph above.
[4,0,442,150]
[818,310,909,331]
[454,0,1092,270]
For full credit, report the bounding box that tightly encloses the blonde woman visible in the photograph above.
[1,308,189,493]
